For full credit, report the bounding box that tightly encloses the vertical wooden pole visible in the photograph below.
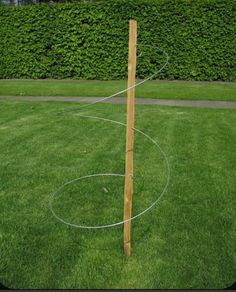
[123,19,137,257]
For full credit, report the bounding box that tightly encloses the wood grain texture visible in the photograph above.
[123,19,137,257]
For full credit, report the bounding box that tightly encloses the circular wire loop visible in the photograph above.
[49,45,171,229]
[49,115,170,229]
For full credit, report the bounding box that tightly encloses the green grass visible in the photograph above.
[0,100,235,289]
[0,79,236,101]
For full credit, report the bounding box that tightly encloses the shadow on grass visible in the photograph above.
[67,207,157,253]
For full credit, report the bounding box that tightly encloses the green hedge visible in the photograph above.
[0,0,235,81]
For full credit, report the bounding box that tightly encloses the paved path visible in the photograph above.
[0,95,236,109]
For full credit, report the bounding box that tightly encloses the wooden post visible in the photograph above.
[123,19,137,257]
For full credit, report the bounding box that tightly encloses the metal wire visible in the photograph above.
[57,44,169,116]
[49,44,171,229]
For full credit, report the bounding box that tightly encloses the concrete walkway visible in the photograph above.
[0,95,236,109]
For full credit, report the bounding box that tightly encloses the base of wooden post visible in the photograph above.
[124,241,131,257]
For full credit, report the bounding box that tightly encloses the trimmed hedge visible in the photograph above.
[0,0,235,81]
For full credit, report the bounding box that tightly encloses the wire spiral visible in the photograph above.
[49,44,171,229]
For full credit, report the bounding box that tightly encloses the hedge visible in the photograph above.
[0,0,235,81]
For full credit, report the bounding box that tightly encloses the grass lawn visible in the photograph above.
[0,79,236,101]
[0,100,235,289]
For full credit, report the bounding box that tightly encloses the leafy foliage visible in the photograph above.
[0,0,235,80]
